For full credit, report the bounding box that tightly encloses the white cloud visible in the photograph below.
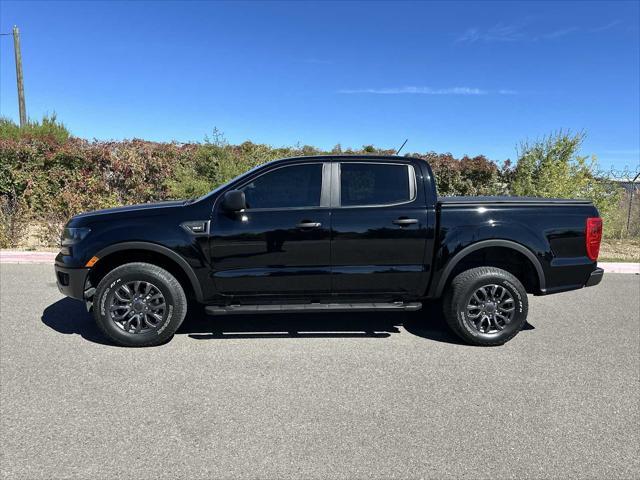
[457,21,622,44]
[338,86,517,95]
[590,20,621,33]
[539,27,578,40]
[456,23,525,43]
[338,86,487,95]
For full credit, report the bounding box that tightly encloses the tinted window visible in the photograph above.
[340,163,412,206]
[242,164,323,209]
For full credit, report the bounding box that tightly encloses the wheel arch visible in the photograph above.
[89,242,204,302]
[433,239,546,297]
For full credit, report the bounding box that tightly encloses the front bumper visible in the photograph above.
[54,264,90,300]
[585,267,604,288]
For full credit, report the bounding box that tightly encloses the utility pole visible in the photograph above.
[12,25,27,126]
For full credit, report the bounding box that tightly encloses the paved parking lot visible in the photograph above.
[1,263,638,479]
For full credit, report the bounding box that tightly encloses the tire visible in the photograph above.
[93,262,187,347]
[443,267,528,346]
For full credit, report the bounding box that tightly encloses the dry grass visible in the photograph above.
[599,238,640,263]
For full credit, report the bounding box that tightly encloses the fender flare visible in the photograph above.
[433,239,546,297]
[94,241,204,302]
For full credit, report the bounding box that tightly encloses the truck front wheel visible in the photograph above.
[443,267,528,346]
[93,262,187,347]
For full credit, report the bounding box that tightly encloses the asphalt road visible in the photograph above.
[1,264,638,479]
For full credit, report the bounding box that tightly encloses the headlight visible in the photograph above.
[60,227,91,254]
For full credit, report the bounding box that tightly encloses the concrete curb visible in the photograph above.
[1,250,639,274]
[598,262,640,274]
[1,251,57,264]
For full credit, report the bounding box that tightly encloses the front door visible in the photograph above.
[330,161,429,295]
[211,162,331,297]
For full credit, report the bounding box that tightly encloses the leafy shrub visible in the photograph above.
[414,152,511,196]
[0,120,635,247]
[511,131,623,237]
[0,190,28,248]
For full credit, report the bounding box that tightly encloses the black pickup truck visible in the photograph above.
[55,155,604,347]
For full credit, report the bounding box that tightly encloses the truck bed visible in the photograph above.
[438,196,593,206]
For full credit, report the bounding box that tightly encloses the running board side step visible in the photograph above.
[205,301,422,315]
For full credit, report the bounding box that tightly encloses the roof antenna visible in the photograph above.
[396,138,408,155]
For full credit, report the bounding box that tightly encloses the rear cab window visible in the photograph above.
[339,162,416,207]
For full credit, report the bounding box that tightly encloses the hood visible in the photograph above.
[70,200,186,224]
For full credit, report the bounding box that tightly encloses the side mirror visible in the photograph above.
[221,190,246,212]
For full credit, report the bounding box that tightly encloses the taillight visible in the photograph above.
[585,217,603,261]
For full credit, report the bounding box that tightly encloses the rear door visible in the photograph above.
[330,160,429,295]
[210,161,331,296]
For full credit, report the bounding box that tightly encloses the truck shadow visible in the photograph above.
[41,298,113,346]
[41,298,534,347]
[182,302,465,344]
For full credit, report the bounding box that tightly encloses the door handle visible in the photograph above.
[393,218,418,226]
[296,221,322,229]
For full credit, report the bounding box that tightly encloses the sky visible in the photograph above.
[0,0,639,171]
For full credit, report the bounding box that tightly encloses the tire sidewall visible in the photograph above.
[94,266,184,346]
[455,274,528,342]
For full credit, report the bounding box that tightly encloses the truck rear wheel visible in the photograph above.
[443,267,528,346]
[93,262,187,347]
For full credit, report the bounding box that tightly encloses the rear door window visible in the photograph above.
[339,163,414,207]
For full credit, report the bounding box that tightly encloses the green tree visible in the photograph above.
[0,114,70,143]
[511,131,622,237]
